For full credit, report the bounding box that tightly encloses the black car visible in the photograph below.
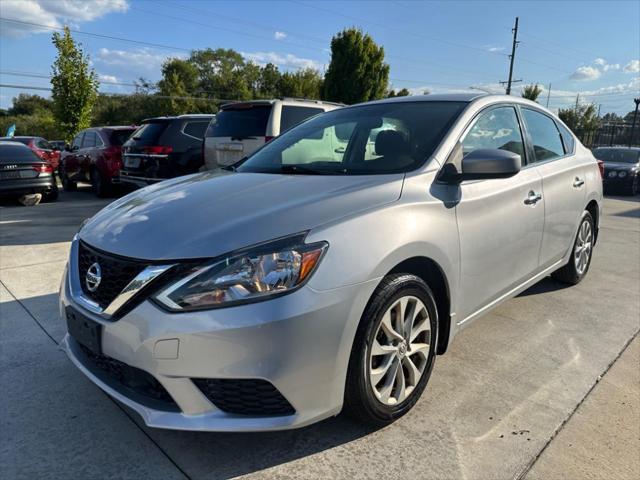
[120,114,214,189]
[0,141,58,204]
[593,147,640,196]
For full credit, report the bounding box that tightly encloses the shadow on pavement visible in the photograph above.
[517,276,572,297]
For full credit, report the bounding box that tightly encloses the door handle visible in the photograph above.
[573,177,585,188]
[334,147,346,154]
[524,191,542,205]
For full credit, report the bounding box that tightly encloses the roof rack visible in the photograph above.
[279,97,345,106]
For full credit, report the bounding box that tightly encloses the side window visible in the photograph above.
[522,109,564,162]
[72,133,84,149]
[82,131,96,149]
[556,122,575,155]
[462,106,525,159]
[183,121,209,139]
[280,106,324,132]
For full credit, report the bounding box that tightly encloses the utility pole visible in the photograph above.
[546,82,551,108]
[500,17,521,95]
[629,97,640,147]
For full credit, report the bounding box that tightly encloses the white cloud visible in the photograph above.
[274,31,287,40]
[624,59,640,73]
[98,74,118,83]
[0,0,129,37]
[594,58,606,66]
[95,47,178,73]
[242,51,323,70]
[603,63,620,72]
[570,66,601,81]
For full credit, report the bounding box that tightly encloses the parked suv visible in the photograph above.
[0,136,60,170]
[59,126,137,197]
[592,146,639,195]
[120,115,214,188]
[61,94,601,432]
[203,98,342,170]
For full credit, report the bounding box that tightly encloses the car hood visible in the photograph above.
[80,171,404,260]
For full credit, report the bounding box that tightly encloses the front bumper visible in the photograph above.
[60,262,378,431]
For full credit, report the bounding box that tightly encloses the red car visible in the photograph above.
[0,136,60,170]
[59,126,137,197]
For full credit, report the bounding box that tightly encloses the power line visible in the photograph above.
[0,17,191,52]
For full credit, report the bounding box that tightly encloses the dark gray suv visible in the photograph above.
[120,114,214,189]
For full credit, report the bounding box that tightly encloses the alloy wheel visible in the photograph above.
[369,295,432,406]
[574,219,592,275]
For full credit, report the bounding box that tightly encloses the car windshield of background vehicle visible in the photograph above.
[126,122,170,146]
[109,129,136,146]
[207,105,272,138]
[237,101,466,175]
[0,144,40,163]
[594,149,640,164]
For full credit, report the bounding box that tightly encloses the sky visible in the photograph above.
[0,0,639,114]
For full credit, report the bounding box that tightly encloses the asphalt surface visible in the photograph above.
[1,187,639,480]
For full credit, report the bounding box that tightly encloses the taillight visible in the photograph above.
[597,160,604,179]
[143,145,173,155]
[33,164,53,174]
[34,149,48,160]
[264,136,274,143]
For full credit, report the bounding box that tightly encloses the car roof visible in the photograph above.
[141,115,215,122]
[364,92,488,106]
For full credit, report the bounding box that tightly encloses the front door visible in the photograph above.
[455,105,545,322]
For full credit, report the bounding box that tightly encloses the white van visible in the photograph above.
[203,98,342,170]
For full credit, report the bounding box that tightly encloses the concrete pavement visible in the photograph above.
[1,188,638,479]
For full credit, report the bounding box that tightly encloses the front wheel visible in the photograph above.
[552,211,594,285]
[59,165,77,191]
[344,274,438,426]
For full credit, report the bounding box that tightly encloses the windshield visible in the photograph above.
[206,104,272,138]
[237,101,465,175]
[593,148,640,164]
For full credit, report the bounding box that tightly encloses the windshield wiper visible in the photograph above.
[278,165,345,175]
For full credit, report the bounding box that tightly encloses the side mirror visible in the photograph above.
[438,143,521,183]
[461,149,521,180]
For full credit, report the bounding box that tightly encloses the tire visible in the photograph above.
[42,185,59,202]
[344,273,439,426]
[552,211,594,285]
[628,176,639,196]
[91,168,110,198]
[60,165,77,191]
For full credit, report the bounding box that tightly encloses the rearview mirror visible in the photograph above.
[462,149,521,180]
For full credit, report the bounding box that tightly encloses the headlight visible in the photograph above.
[618,171,627,178]
[153,236,328,311]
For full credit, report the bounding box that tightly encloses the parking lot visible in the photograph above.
[1,188,638,479]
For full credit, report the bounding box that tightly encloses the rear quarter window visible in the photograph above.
[280,106,325,132]
[182,121,210,139]
[206,105,272,138]
[556,122,575,155]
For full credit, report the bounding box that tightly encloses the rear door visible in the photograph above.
[62,132,85,176]
[520,108,586,269]
[455,105,545,322]
[203,103,272,170]
[80,131,98,179]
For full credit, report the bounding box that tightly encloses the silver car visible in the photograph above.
[60,93,602,431]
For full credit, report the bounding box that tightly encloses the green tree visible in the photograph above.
[157,58,200,114]
[559,103,599,132]
[257,63,282,98]
[521,84,542,102]
[50,26,99,142]
[279,69,323,99]
[395,88,410,97]
[323,28,390,104]
[8,94,53,116]
[189,48,252,100]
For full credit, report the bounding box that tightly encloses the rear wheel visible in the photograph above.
[552,211,594,285]
[91,168,110,198]
[42,185,59,202]
[344,274,438,426]
[59,165,77,191]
